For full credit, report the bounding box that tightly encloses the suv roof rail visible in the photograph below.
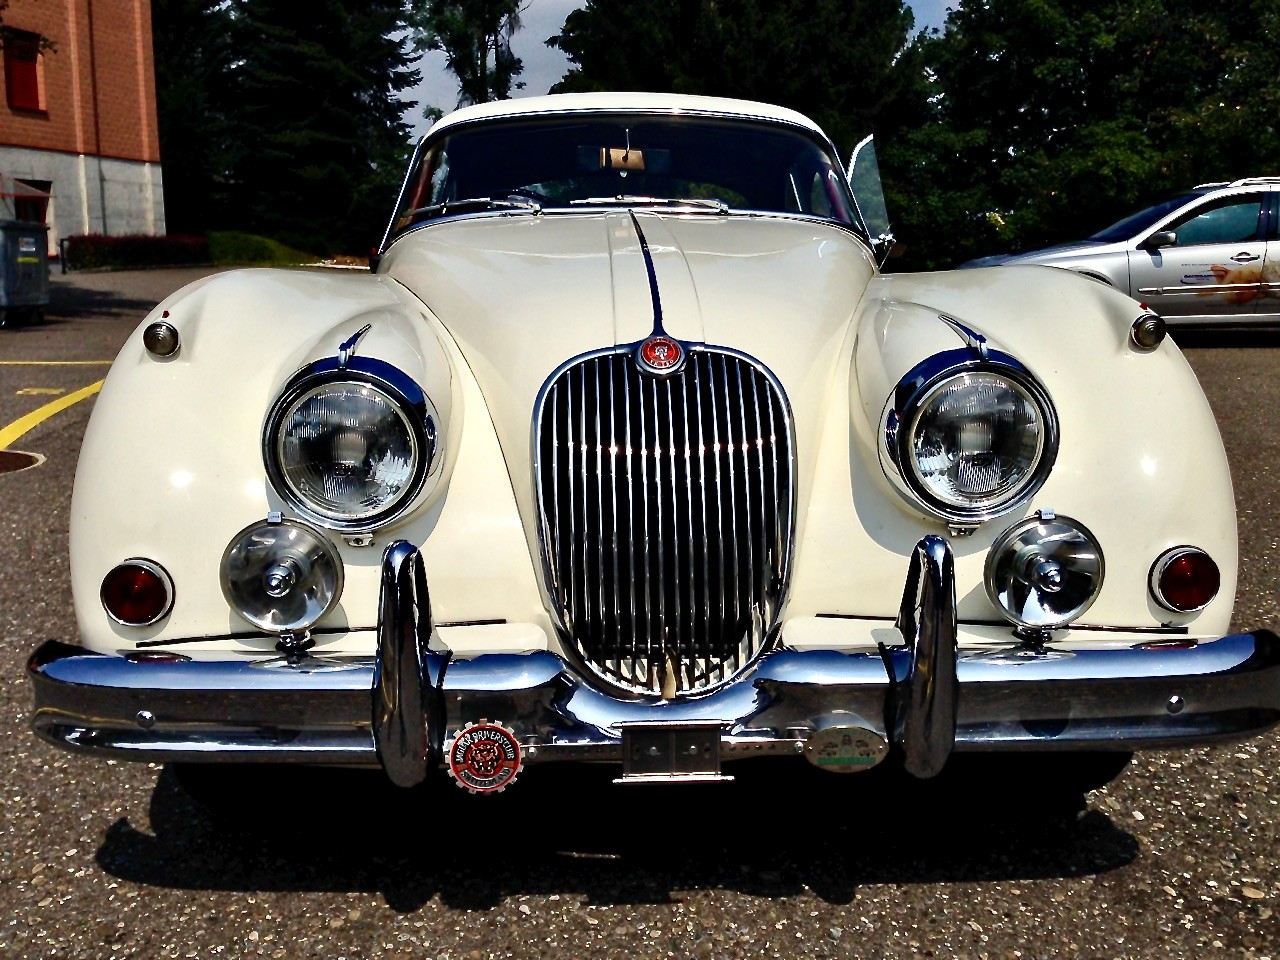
[1193,177,1280,189]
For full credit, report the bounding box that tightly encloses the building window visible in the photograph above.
[14,179,52,223]
[4,30,45,113]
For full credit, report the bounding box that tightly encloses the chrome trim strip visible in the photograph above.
[337,323,373,368]
[1141,284,1262,296]
[594,359,606,635]
[938,314,990,360]
[608,356,622,677]
[892,536,958,778]
[622,365,638,671]
[372,540,449,787]
[695,360,712,661]
[628,211,667,336]
[666,377,682,676]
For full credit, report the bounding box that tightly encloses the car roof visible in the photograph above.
[424,93,826,141]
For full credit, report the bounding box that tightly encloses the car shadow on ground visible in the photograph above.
[43,280,158,321]
[95,757,1139,911]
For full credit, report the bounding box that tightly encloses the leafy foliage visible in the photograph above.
[548,0,1280,271]
[63,234,210,271]
[152,0,240,235]
[207,231,314,266]
[548,0,925,158]
[895,0,1280,267]
[0,0,57,51]
[153,0,419,254]
[413,0,525,107]
[227,0,420,254]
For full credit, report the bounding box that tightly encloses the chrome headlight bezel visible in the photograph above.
[263,356,439,533]
[880,349,1059,525]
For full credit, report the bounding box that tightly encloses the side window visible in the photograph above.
[1171,196,1264,246]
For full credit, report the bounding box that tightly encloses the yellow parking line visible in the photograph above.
[0,360,113,366]
[0,379,105,450]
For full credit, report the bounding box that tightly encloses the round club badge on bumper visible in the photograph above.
[446,720,523,794]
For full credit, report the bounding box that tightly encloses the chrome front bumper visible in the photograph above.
[29,538,1280,783]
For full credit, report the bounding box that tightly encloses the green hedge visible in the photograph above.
[207,231,314,266]
[62,231,318,270]
[63,234,210,270]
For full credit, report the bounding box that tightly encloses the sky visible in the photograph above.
[403,0,953,138]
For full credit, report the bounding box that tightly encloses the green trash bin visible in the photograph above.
[0,219,51,329]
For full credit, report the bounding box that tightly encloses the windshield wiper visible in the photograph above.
[568,196,730,214]
[405,196,542,219]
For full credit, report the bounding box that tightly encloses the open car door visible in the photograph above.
[847,135,894,264]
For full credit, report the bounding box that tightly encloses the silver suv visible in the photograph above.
[963,178,1280,325]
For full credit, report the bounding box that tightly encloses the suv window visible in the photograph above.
[1169,196,1265,246]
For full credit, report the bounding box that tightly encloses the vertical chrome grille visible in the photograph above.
[535,348,795,697]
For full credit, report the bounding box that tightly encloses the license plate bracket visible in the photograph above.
[615,720,732,783]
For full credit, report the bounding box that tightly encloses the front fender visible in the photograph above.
[785,265,1236,637]
[70,269,551,656]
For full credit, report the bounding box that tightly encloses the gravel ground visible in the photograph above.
[0,270,1276,959]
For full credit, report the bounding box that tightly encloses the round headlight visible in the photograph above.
[265,360,437,531]
[884,354,1058,524]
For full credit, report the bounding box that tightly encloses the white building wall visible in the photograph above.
[0,144,165,254]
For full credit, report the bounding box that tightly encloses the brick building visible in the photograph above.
[1,0,165,252]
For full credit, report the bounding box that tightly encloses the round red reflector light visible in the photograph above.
[1151,548,1220,613]
[101,560,174,626]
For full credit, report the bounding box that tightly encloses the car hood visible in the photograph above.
[961,239,1112,268]
[381,210,877,530]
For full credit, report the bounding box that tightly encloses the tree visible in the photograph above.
[413,0,525,107]
[895,0,1280,267]
[0,1,57,51]
[152,0,240,235]
[227,0,420,253]
[548,0,925,158]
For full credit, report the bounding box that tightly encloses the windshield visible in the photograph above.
[388,114,858,241]
[1089,192,1208,243]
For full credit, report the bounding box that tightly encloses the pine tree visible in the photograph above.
[227,0,420,253]
[152,0,240,235]
[413,0,525,107]
[547,0,924,157]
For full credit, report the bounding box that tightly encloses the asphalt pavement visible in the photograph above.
[0,269,1275,959]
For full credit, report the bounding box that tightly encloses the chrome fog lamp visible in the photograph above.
[264,358,438,532]
[985,511,1104,629]
[220,517,344,633]
[882,352,1058,524]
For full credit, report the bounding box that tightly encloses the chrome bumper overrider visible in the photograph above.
[29,537,1280,783]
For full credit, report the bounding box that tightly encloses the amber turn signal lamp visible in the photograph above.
[1150,547,1219,613]
[101,560,174,626]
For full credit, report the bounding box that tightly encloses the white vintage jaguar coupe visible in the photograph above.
[29,94,1280,796]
